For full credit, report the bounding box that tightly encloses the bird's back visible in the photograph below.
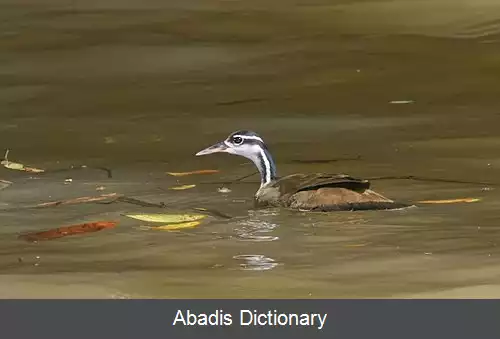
[255,173,411,211]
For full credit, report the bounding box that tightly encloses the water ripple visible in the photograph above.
[235,219,279,242]
[233,254,279,271]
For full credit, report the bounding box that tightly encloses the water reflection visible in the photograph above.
[235,209,280,242]
[232,254,279,271]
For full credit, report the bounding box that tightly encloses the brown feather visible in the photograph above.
[255,173,411,211]
[275,173,370,196]
[288,188,409,211]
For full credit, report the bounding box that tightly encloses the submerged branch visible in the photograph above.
[2,149,112,178]
[1,192,233,220]
[110,196,166,208]
[40,165,113,178]
[366,175,497,186]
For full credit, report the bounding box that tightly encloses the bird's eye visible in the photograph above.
[232,137,243,145]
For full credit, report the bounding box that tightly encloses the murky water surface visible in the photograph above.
[2,0,500,298]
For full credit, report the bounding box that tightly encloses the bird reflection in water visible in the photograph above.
[232,254,279,271]
[232,209,281,271]
[235,209,280,242]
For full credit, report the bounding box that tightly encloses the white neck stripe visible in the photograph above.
[258,147,272,186]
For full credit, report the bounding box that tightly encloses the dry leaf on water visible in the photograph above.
[344,243,370,247]
[390,100,414,104]
[1,150,44,173]
[142,221,201,231]
[24,166,45,173]
[125,213,206,223]
[166,169,219,176]
[168,184,196,190]
[19,221,118,242]
[418,198,481,204]
[36,193,121,207]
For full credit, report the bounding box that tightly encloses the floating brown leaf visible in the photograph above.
[418,198,481,204]
[166,169,219,176]
[36,193,121,207]
[24,166,45,173]
[19,221,118,242]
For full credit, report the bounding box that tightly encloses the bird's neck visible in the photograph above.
[249,146,277,188]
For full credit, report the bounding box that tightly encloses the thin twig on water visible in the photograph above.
[366,175,497,186]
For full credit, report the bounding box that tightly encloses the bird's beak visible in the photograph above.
[195,141,228,156]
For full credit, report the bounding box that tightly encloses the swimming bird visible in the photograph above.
[195,130,410,211]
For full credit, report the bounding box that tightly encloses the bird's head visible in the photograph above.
[195,130,277,186]
[195,130,267,159]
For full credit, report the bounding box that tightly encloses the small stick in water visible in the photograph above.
[367,175,497,187]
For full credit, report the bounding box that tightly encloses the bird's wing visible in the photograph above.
[274,173,371,196]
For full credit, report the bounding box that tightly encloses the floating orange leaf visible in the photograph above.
[166,169,219,176]
[19,221,118,242]
[418,198,481,204]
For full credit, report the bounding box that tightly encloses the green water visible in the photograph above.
[1,0,500,298]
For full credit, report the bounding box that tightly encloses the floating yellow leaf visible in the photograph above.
[125,214,206,223]
[146,221,201,231]
[418,198,481,204]
[167,169,219,176]
[169,184,196,190]
[1,150,44,173]
[1,160,24,170]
